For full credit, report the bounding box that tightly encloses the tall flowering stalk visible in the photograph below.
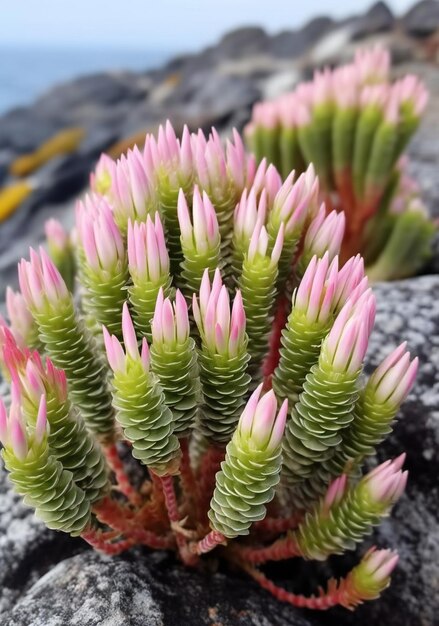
[246,46,435,279]
[0,119,418,613]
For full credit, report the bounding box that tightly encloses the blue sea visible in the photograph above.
[0,46,174,115]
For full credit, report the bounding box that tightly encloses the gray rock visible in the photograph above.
[352,1,395,39]
[216,27,271,60]
[402,0,439,37]
[164,72,260,129]
[5,551,315,626]
[0,108,59,152]
[271,17,335,59]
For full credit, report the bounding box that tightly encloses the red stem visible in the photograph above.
[194,530,226,555]
[93,497,174,550]
[103,443,143,506]
[81,527,136,555]
[234,532,300,564]
[159,474,198,566]
[253,514,303,535]
[179,437,198,518]
[241,563,346,610]
[197,445,225,525]
[262,294,289,389]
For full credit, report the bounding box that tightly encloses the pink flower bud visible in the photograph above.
[9,404,28,462]
[122,303,139,361]
[364,455,408,505]
[303,208,346,261]
[35,394,48,445]
[0,399,8,446]
[369,344,418,407]
[295,253,338,324]
[355,45,390,85]
[45,219,69,253]
[6,287,35,348]
[103,326,126,374]
[19,248,69,312]
[239,387,287,452]
[90,153,115,195]
[322,474,348,514]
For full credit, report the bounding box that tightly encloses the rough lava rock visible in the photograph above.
[1,276,438,626]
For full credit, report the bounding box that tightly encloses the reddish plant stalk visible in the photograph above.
[197,445,226,524]
[81,527,136,555]
[179,437,198,520]
[241,562,352,610]
[159,474,198,566]
[234,533,300,564]
[103,443,143,506]
[253,514,303,535]
[262,294,289,389]
[194,530,226,555]
[93,497,174,550]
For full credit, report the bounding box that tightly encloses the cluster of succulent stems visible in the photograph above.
[0,55,422,612]
[246,45,436,280]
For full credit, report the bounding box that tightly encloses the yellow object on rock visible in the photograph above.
[0,181,33,222]
[10,127,85,177]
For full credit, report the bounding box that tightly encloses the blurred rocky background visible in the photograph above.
[1,2,439,625]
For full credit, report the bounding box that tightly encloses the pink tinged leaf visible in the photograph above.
[0,400,8,445]
[140,338,150,371]
[214,322,227,354]
[192,294,202,333]
[271,223,285,265]
[323,474,348,513]
[216,286,231,339]
[373,351,411,402]
[389,357,418,406]
[247,221,262,263]
[45,218,68,250]
[151,288,165,344]
[250,390,278,448]
[179,125,193,179]
[346,316,370,374]
[10,411,28,461]
[331,317,358,371]
[319,257,339,322]
[267,399,288,451]
[210,268,223,308]
[103,326,124,374]
[374,552,399,581]
[192,187,208,252]
[231,290,246,340]
[40,248,68,303]
[122,303,139,360]
[25,360,45,398]
[35,394,48,444]
[175,290,189,344]
[162,298,176,345]
[154,213,169,274]
[145,216,160,283]
[307,253,330,322]
[239,384,263,439]
[264,164,282,204]
[199,269,212,317]
[295,256,318,311]
[177,190,193,244]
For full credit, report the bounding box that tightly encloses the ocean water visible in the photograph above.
[0,46,173,115]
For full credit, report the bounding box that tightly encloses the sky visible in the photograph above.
[0,0,416,52]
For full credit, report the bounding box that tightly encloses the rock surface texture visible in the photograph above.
[1,1,439,625]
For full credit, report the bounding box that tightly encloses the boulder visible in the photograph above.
[402,0,439,37]
[352,1,395,39]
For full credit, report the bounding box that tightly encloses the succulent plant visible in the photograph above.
[0,115,418,612]
[245,46,436,281]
